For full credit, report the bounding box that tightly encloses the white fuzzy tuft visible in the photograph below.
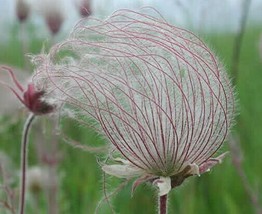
[32,8,235,177]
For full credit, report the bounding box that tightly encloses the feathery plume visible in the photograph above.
[32,8,235,206]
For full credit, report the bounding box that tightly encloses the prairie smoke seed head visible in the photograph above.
[32,9,235,195]
[0,66,54,115]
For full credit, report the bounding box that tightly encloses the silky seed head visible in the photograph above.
[32,8,235,192]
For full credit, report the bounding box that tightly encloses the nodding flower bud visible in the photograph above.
[15,0,31,22]
[76,0,92,17]
[45,13,64,35]
[0,66,54,115]
[23,83,54,115]
[38,0,65,35]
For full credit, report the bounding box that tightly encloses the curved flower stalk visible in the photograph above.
[32,8,235,213]
[0,65,54,214]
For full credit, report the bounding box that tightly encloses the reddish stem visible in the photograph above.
[19,113,35,214]
[159,194,168,214]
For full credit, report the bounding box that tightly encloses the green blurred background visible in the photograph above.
[0,0,262,213]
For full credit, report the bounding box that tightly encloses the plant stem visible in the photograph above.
[19,22,30,71]
[230,134,262,214]
[159,194,168,214]
[19,113,35,214]
[231,0,251,85]
[47,165,58,214]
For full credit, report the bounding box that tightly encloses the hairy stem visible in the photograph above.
[229,0,262,213]
[19,113,35,214]
[159,194,168,214]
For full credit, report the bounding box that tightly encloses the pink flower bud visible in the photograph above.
[37,0,65,35]
[45,13,64,35]
[23,83,54,115]
[76,0,92,17]
[0,66,54,115]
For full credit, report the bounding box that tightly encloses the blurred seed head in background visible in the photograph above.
[15,0,31,22]
[26,166,49,195]
[36,0,65,35]
[75,0,92,17]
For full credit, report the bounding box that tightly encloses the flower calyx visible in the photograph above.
[102,152,228,197]
[171,152,229,188]
[23,83,54,115]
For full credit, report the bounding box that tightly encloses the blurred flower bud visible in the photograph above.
[38,0,65,35]
[15,0,31,22]
[26,166,49,194]
[45,13,64,35]
[76,0,92,17]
